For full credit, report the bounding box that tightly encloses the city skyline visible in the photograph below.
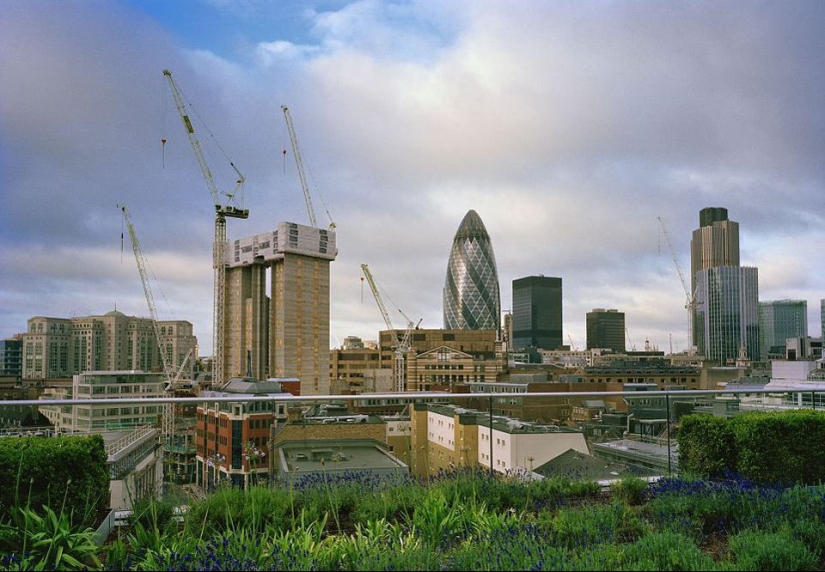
[1,1,824,355]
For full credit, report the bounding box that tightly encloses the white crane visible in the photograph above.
[163,69,249,388]
[657,216,696,350]
[360,263,417,393]
[281,105,335,229]
[119,204,175,445]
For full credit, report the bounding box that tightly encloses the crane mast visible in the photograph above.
[281,105,318,228]
[119,205,175,445]
[361,264,415,393]
[657,216,696,350]
[163,69,249,388]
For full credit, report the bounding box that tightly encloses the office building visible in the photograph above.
[224,222,337,395]
[759,300,808,359]
[690,207,740,289]
[21,313,196,381]
[0,337,22,380]
[694,266,760,364]
[331,329,506,393]
[586,309,626,353]
[443,210,501,333]
[689,207,760,362]
[821,299,825,340]
[196,377,290,490]
[512,276,563,351]
[39,370,166,433]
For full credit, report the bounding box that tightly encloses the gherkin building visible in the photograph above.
[443,210,501,332]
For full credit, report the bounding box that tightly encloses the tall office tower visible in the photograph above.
[443,210,501,333]
[225,222,336,395]
[758,300,808,358]
[586,308,626,352]
[512,276,563,351]
[821,299,825,340]
[694,266,760,363]
[689,207,759,362]
[690,207,740,294]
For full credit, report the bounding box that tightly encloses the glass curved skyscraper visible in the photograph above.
[443,210,501,333]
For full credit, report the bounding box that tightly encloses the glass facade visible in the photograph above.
[512,276,563,351]
[586,309,625,353]
[758,300,808,358]
[443,210,501,333]
[695,266,759,363]
[0,339,22,379]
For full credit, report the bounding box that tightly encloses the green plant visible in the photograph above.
[405,491,466,548]
[611,476,648,506]
[728,529,819,571]
[7,505,102,571]
[620,530,716,571]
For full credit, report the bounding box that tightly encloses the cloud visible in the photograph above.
[1,0,824,355]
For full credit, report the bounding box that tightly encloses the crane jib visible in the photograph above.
[183,115,195,134]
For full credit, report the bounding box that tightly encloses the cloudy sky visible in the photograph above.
[1,0,823,355]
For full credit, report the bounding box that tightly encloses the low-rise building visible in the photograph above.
[39,370,166,433]
[409,402,589,478]
[196,378,290,490]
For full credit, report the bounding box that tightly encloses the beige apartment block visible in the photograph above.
[224,222,336,395]
[22,313,196,381]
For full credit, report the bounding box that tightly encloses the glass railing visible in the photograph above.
[3,386,824,507]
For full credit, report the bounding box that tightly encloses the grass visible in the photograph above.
[3,469,825,570]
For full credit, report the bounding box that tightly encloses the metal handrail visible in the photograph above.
[11,387,822,407]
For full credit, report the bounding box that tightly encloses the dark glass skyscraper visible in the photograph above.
[512,276,562,351]
[586,308,625,352]
[443,210,501,333]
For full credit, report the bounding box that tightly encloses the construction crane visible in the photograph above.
[626,327,637,352]
[163,69,249,388]
[657,216,696,350]
[360,263,417,393]
[119,205,175,445]
[281,105,335,230]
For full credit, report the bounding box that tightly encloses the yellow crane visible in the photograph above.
[163,69,249,388]
[282,105,336,229]
[119,204,175,445]
[361,263,418,392]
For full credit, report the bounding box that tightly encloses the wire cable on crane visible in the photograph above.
[171,77,246,204]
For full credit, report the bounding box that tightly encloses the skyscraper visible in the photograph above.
[512,276,562,351]
[758,300,808,358]
[695,266,760,363]
[690,207,740,295]
[224,222,337,395]
[443,210,501,333]
[689,207,759,363]
[586,309,626,353]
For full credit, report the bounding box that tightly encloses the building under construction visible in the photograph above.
[222,221,337,395]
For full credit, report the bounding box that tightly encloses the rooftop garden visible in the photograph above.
[2,468,825,571]
[2,408,825,570]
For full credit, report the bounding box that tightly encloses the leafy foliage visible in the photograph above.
[0,435,109,529]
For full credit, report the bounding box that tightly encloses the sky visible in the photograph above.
[1,0,824,356]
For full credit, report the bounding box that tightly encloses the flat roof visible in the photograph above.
[276,439,406,473]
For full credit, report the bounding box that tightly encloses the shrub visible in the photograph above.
[0,435,109,528]
[677,414,737,478]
